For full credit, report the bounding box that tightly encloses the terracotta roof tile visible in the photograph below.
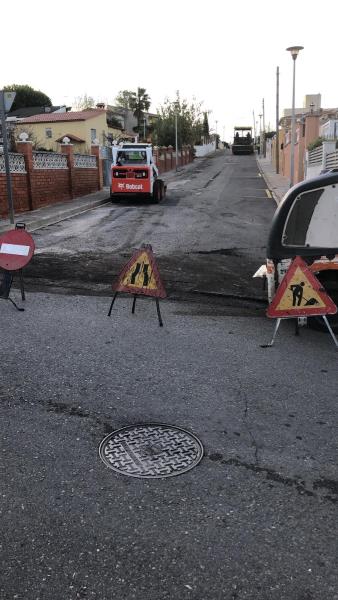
[20,109,106,124]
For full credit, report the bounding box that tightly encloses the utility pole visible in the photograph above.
[174,101,179,171]
[276,66,280,174]
[286,46,303,187]
[262,98,266,158]
[0,90,15,224]
[259,113,263,155]
[253,109,256,145]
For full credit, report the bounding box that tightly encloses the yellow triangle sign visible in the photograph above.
[267,256,337,318]
[114,246,166,298]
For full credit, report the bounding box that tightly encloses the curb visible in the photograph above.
[256,156,278,206]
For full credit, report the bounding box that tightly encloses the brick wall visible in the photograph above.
[153,145,194,175]
[73,169,100,198]
[0,142,103,218]
[0,173,30,217]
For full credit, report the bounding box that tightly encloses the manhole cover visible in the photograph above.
[99,423,204,479]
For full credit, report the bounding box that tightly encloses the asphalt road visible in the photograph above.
[1,152,337,599]
[0,293,337,600]
[24,150,276,310]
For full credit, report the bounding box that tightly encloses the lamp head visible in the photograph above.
[286,45,304,60]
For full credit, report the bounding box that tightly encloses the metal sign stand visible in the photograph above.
[263,316,338,349]
[0,269,25,311]
[108,292,164,326]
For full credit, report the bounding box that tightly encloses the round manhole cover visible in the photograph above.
[99,423,204,479]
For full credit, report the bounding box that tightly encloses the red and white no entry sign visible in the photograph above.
[0,229,35,271]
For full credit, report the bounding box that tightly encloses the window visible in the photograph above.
[90,128,97,142]
[45,128,52,139]
[116,150,147,165]
[283,186,338,247]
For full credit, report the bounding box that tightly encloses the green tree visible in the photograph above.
[4,84,52,111]
[129,87,151,135]
[115,90,135,109]
[202,112,209,138]
[153,94,204,147]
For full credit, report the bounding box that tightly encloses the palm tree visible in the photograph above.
[129,87,151,136]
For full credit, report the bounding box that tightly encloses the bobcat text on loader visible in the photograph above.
[110,143,166,203]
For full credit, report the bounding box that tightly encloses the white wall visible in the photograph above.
[306,164,322,179]
[194,141,216,157]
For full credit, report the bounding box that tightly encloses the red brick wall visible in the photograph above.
[30,170,70,209]
[0,173,30,217]
[0,142,103,218]
[153,145,193,174]
[73,169,100,197]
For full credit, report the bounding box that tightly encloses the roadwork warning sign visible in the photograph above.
[267,256,337,318]
[114,246,166,298]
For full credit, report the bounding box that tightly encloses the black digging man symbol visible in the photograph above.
[290,282,305,306]
[130,262,151,287]
[289,281,319,307]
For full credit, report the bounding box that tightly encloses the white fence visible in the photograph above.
[305,141,337,179]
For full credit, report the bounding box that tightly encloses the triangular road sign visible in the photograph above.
[114,245,166,298]
[267,256,337,318]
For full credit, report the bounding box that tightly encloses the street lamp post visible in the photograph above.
[259,113,263,155]
[215,120,218,148]
[143,117,146,141]
[0,91,15,224]
[286,45,304,187]
[174,102,179,171]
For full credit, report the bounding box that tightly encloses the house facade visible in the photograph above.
[273,95,338,184]
[17,109,121,153]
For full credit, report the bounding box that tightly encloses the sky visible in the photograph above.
[2,0,338,141]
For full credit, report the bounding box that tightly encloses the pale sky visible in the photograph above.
[2,0,338,141]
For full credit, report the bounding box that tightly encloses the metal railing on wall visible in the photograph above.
[325,151,338,169]
[308,146,323,165]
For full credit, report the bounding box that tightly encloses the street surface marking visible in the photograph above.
[265,189,272,198]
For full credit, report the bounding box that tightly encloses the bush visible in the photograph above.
[307,137,324,151]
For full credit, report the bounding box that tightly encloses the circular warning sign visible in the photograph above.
[0,229,35,271]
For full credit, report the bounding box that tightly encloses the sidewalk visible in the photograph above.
[256,155,290,205]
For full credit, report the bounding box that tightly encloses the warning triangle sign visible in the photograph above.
[113,246,166,298]
[267,256,337,318]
